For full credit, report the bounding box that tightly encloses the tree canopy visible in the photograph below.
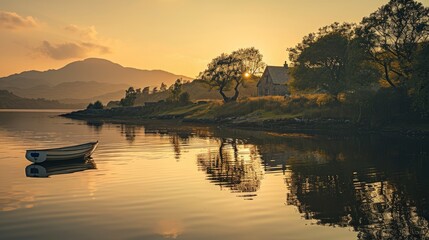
[358,0,429,89]
[168,79,183,102]
[120,87,138,107]
[288,23,380,96]
[199,47,265,102]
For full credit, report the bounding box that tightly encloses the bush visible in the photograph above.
[107,101,120,108]
[86,100,104,110]
[179,92,190,104]
[93,100,104,109]
[86,103,94,109]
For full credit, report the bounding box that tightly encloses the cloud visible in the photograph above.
[0,11,38,30]
[39,40,111,60]
[36,24,112,60]
[64,24,98,41]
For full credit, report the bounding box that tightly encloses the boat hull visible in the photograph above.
[25,141,98,163]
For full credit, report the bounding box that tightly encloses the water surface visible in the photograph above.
[0,110,428,240]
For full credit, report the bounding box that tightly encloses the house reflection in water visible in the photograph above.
[120,124,144,143]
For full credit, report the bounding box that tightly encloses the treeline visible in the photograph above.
[287,0,429,118]
[115,79,190,107]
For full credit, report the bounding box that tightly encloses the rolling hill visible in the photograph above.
[0,90,83,109]
[0,58,192,104]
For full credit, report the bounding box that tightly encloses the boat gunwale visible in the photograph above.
[26,141,98,152]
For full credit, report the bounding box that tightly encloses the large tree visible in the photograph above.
[358,0,429,90]
[287,23,380,97]
[412,43,429,116]
[199,47,265,103]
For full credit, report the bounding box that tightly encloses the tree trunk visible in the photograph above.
[229,80,241,102]
[383,62,398,89]
[219,86,230,103]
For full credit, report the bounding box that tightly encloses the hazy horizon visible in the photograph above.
[2,0,428,78]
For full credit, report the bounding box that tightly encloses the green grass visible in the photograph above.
[150,95,347,123]
[158,103,208,116]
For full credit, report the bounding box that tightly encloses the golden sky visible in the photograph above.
[1,0,427,78]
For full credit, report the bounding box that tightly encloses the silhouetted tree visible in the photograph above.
[288,22,380,97]
[86,100,104,109]
[167,79,183,102]
[93,100,104,109]
[199,47,265,103]
[358,0,429,90]
[142,86,150,95]
[152,87,158,94]
[160,82,167,91]
[120,87,138,107]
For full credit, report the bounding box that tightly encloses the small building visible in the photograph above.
[257,63,290,96]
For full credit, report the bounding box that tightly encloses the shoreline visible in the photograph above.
[61,107,429,138]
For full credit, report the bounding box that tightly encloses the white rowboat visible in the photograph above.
[25,141,98,163]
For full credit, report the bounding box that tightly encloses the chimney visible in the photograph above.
[284,61,288,69]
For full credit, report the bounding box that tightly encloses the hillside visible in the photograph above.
[0,90,83,109]
[7,81,129,100]
[0,58,192,103]
[59,89,125,104]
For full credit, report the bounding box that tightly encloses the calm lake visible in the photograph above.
[1,110,428,240]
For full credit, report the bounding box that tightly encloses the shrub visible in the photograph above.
[93,100,104,109]
[179,92,190,104]
[87,100,104,110]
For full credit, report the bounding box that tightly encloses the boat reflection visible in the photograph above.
[25,158,97,178]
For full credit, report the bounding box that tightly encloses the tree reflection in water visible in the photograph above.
[120,124,142,143]
[102,121,429,239]
[86,120,104,132]
[169,133,190,161]
[283,138,429,240]
[199,127,429,239]
[197,138,263,199]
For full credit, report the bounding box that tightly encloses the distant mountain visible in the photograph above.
[0,58,192,102]
[6,81,128,100]
[0,90,83,109]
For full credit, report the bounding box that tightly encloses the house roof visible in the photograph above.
[266,66,289,84]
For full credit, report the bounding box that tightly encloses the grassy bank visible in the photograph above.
[63,95,429,137]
